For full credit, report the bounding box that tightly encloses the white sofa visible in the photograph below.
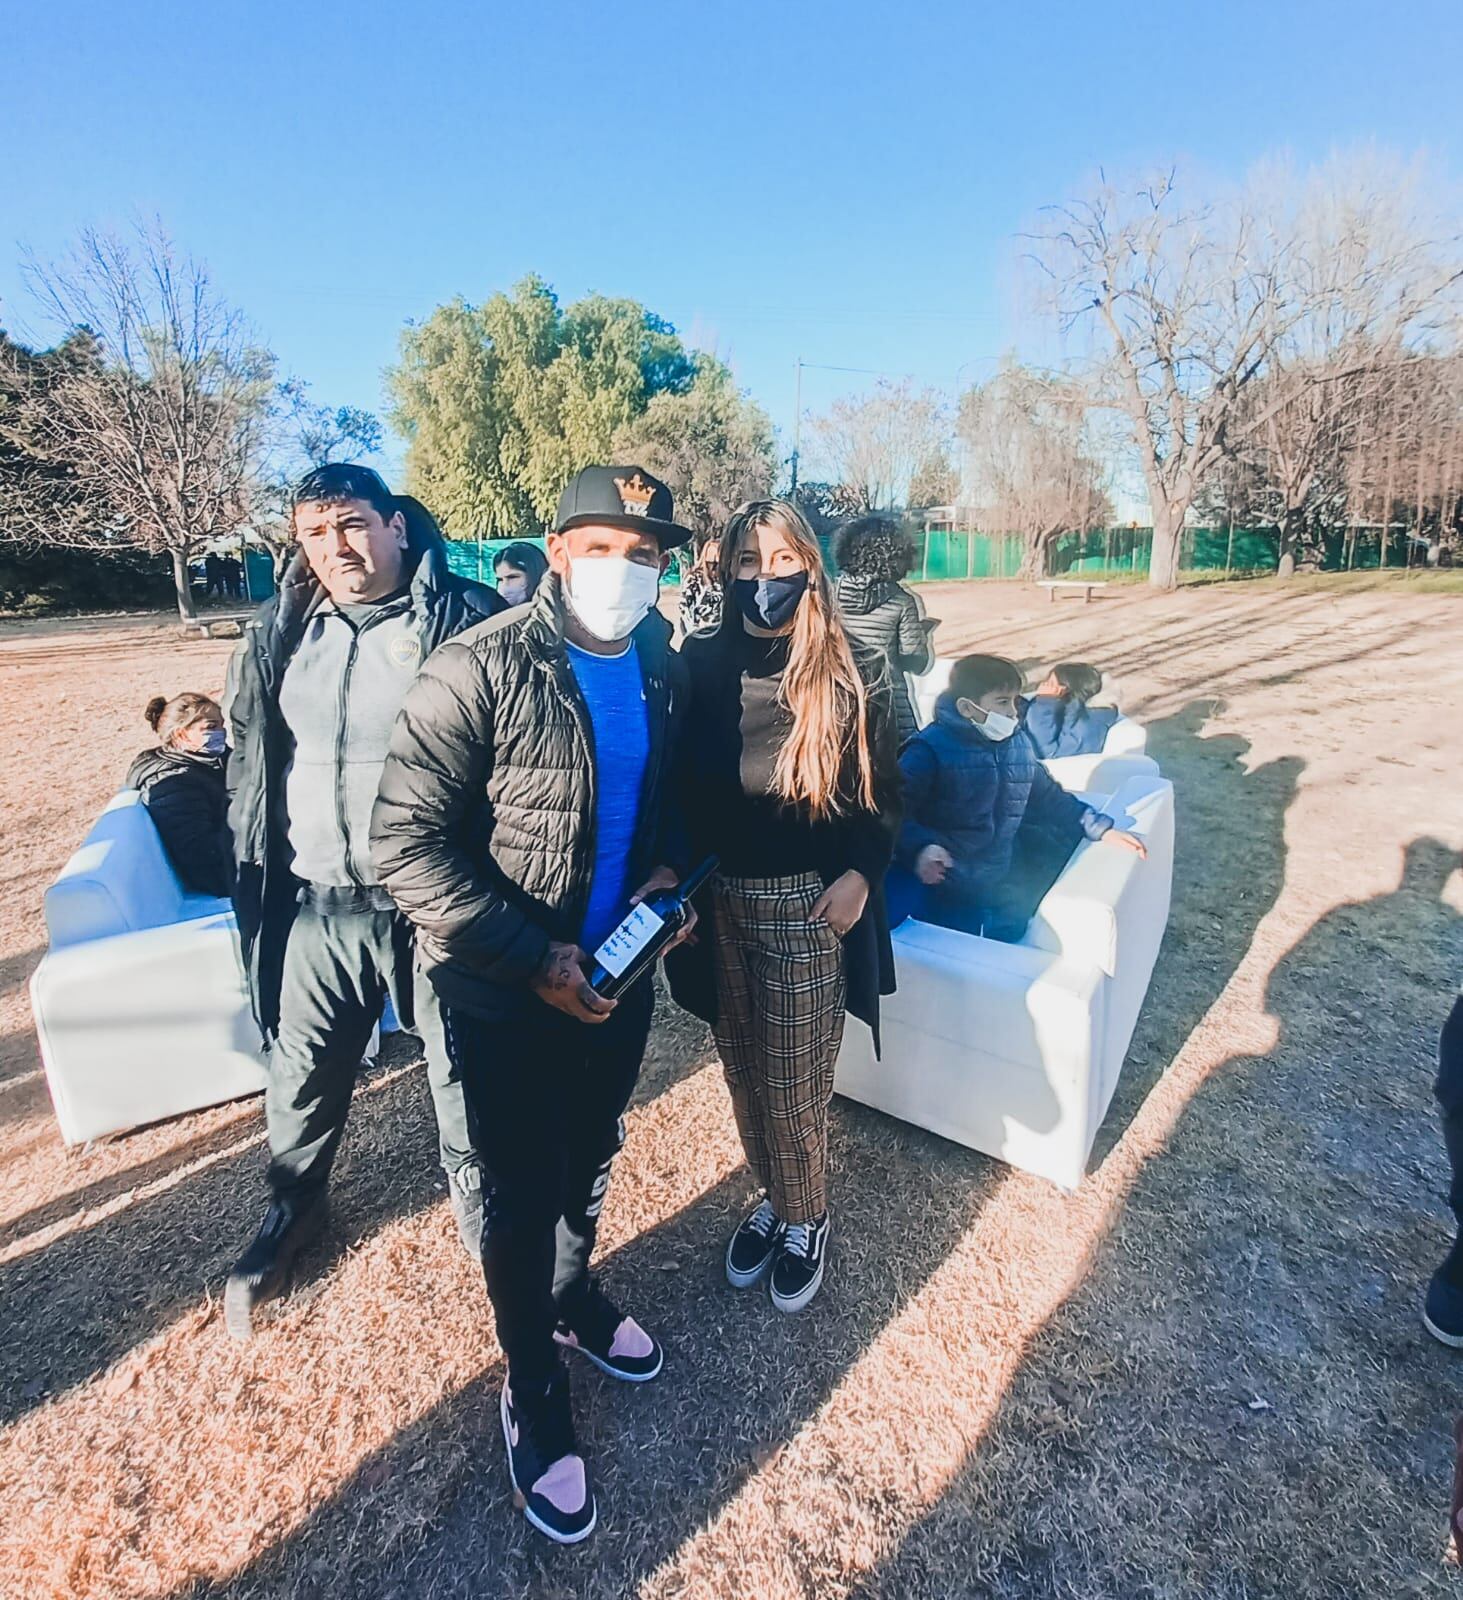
[835,769,1175,1188]
[30,791,267,1145]
[909,658,1154,789]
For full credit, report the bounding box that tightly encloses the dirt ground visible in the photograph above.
[1,577,1460,1600]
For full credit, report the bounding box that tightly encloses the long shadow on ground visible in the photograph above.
[856,877,1463,1589]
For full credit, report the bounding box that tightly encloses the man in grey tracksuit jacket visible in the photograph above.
[223,464,503,1339]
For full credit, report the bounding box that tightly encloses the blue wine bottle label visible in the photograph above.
[593,902,667,978]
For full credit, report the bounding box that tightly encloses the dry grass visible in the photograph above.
[0,584,1460,1599]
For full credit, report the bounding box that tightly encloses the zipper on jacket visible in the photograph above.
[334,622,364,887]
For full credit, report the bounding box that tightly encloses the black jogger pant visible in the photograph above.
[265,892,476,1200]
[444,976,654,1384]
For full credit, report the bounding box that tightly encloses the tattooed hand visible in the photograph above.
[530,940,616,1024]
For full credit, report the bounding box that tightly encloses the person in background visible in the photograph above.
[677,535,723,639]
[1425,990,1463,1347]
[668,499,901,1317]
[222,463,503,1341]
[887,654,1145,942]
[832,514,936,746]
[372,464,693,1546]
[1021,661,1120,760]
[125,692,232,898]
[493,540,550,607]
[204,552,224,600]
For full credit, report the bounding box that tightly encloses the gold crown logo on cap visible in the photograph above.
[614,472,655,517]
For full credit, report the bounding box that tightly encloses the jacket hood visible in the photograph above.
[835,573,903,615]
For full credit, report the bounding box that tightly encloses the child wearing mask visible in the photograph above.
[125,692,232,897]
[1021,662,1120,760]
[887,654,1144,942]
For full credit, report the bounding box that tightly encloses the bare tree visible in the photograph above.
[1031,158,1462,588]
[2,222,274,617]
[956,364,1110,578]
[805,379,951,510]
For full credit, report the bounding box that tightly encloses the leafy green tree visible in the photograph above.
[388,275,698,537]
[611,359,776,541]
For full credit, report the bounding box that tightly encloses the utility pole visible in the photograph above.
[790,357,803,494]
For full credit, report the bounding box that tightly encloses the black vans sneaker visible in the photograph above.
[500,1368,596,1545]
[1425,1266,1463,1348]
[770,1213,829,1314]
[726,1197,784,1288]
[554,1280,664,1382]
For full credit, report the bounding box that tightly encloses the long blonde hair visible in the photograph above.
[720,500,876,820]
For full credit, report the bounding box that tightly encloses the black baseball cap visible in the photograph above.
[553,464,694,550]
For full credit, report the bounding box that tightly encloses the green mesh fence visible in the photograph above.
[437,525,1421,591]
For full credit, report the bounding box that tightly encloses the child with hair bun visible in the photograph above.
[1021,661,1121,760]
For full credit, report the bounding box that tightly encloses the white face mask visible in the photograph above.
[565,554,660,643]
[498,577,530,607]
[959,699,1019,742]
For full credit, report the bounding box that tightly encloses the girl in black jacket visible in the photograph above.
[669,499,901,1315]
[125,692,232,898]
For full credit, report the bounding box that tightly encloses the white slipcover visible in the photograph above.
[30,791,266,1145]
[835,771,1175,1188]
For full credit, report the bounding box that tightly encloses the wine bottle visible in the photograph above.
[588,856,719,1000]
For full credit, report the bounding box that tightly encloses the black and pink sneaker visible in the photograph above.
[554,1282,664,1383]
[500,1369,596,1545]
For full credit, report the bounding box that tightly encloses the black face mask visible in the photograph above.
[733,572,809,631]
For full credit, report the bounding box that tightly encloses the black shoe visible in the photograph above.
[726,1197,783,1289]
[554,1281,664,1382]
[770,1213,829,1314]
[1425,1266,1463,1349]
[501,1367,596,1545]
[223,1192,328,1341]
[448,1163,484,1261]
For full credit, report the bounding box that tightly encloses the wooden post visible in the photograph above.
[1225,517,1234,577]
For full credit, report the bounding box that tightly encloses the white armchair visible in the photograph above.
[835,771,1175,1188]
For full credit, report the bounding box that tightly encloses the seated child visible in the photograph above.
[1021,662,1120,759]
[125,692,232,897]
[887,654,1145,943]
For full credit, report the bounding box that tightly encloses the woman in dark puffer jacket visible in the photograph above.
[125,692,232,897]
[832,515,935,746]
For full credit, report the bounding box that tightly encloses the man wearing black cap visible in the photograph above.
[222,465,505,1340]
[371,464,695,1544]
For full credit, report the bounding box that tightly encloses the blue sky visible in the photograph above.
[3,0,1458,485]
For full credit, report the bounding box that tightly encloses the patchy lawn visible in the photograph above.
[0,581,1460,1599]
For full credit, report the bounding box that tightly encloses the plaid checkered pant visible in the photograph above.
[710,873,847,1225]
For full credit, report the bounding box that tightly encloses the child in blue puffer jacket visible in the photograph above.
[886,655,1145,942]
[1020,662,1120,760]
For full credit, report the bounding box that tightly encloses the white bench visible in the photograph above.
[1038,579,1108,603]
[835,768,1175,1188]
[30,791,267,1145]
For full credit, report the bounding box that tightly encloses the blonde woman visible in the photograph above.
[667,500,900,1312]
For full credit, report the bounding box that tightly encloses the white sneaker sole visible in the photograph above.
[553,1328,665,1383]
[726,1242,778,1289]
[770,1256,826,1314]
[1423,1307,1463,1349]
[499,1386,597,1545]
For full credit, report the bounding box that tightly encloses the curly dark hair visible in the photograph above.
[833,515,918,580]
